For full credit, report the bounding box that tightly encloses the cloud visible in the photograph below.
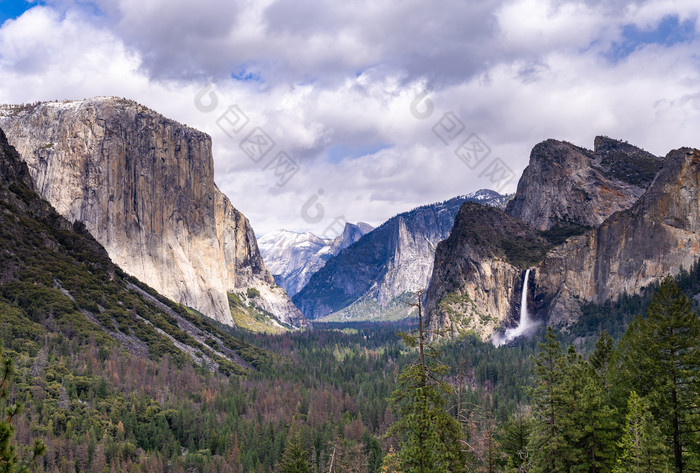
[497,0,616,54]
[0,0,699,236]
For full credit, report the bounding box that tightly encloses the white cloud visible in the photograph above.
[497,0,615,54]
[623,0,700,28]
[0,0,699,236]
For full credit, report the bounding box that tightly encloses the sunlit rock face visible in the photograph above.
[0,97,304,327]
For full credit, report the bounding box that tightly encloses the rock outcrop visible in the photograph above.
[293,191,507,320]
[506,137,662,230]
[0,98,304,327]
[258,222,373,297]
[423,202,550,339]
[330,222,375,255]
[0,124,270,372]
[425,137,700,342]
[536,147,700,327]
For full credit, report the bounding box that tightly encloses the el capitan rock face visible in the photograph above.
[0,98,304,327]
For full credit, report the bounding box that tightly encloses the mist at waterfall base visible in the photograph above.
[492,269,540,347]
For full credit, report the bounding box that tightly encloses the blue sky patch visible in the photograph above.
[0,0,39,24]
[231,68,263,83]
[326,142,393,163]
[606,15,696,62]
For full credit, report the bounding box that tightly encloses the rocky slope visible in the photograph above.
[293,190,507,320]
[536,147,700,327]
[0,98,303,327]
[0,124,269,374]
[425,137,700,342]
[506,137,662,230]
[258,222,373,296]
[423,202,551,339]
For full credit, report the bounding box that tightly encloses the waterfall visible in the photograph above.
[518,268,532,329]
[493,269,538,347]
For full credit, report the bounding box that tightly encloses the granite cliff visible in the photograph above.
[425,137,698,342]
[0,124,270,373]
[293,190,508,321]
[423,202,549,339]
[506,137,662,230]
[0,98,304,327]
[537,147,700,327]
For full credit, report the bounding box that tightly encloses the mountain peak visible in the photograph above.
[258,221,373,297]
[506,136,663,230]
[593,135,659,159]
[0,98,303,328]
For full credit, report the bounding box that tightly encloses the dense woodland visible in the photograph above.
[1,161,699,472]
[0,269,699,472]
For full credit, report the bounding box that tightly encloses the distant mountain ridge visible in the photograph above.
[258,222,374,297]
[293,190,509,321]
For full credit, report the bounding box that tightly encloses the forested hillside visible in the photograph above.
[1,274,699,472]
[0,123,698,472]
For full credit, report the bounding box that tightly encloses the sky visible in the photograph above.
[0,0,699,237]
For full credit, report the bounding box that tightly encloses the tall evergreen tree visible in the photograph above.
[611,277,700,473]
[563,352,618,473]
[614,391,670,473]
[385,292,466,473]
[496,406,532,472]
[527,327,568,473]
[590,331,614,393]
[279,422,311,473]
[363,432,384,473]
[0,351,19,473]
[528,329,618,473]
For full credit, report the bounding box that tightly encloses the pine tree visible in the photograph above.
[528,329,618,473]
[496,406,532,472]
[0,351,19,473]
[379,445,401,473]
[614,391,671,473]
[0,348,45,473]
[590,330,614,393]
[279,422,311,473]
[385,292,466,473]
[527,327,568,473]
[564,355,618,473]
[611,277,700,473]
[363,432,384,473]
